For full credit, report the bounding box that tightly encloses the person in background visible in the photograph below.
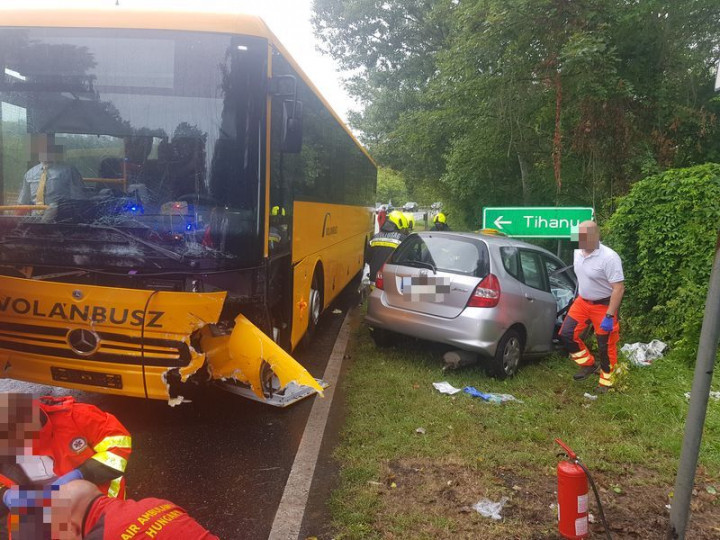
[376,206,387,230]
[430,212,449,231]
[559,220,625,393]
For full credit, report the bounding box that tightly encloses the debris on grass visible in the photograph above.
[620,339,667,366]
[463,387,523,403]
[583,392,598,400]
[472,496,509,520]
[415,427,426,435]
[684,391,720,400]
[432,381,462,395]
[442,349,479,371]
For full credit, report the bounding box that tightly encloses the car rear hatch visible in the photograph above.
[381,233,490,318]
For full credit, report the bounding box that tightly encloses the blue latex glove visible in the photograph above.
[51,468,83,487]
[2,487,19,509]
[600,315,614,332]
[463,387,502,402]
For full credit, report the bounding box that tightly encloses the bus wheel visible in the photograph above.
[302,269,323,348]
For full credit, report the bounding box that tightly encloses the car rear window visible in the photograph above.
[391,234,489,277]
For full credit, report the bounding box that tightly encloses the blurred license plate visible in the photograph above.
[400,276,451,300]
[51,367,123,389]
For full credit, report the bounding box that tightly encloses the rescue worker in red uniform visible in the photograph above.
[1,394,132,538]
[34,396,132,499]
[51,480,218,539]
[1,394,131,513]
[560,220,625,393]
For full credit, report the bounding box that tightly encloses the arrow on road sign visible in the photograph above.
[493,216,511,229]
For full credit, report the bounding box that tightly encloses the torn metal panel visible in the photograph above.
[203,314,324,399]
[217,379,329,408]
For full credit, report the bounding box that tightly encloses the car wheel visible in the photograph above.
[370,327,397,347]
[489,329,523,379]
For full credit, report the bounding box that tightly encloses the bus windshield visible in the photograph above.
[0,28,267,272]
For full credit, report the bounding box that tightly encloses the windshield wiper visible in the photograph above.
[404,260,437,274]
[81,224,183,262]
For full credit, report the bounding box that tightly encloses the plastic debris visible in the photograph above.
[684,391,720,400]
[463,387,523,403]
[442,350,478,371]
[472,496,509,520]
[415,427,426,435]
[620,339,667,366]
[583,392,598,401]
[432,381,463,395]
[332,309,343,314]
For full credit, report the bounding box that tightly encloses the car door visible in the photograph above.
[517,249,557,352]
[542,254,577,336]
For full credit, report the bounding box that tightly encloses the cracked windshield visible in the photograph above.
[0,28,266,271]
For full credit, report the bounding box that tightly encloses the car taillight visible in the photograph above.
[467,273,501,308]
[375,266,385,290]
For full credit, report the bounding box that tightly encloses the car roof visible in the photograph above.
[415,231,562,259]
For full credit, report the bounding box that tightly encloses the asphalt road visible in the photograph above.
[0,287,356,539]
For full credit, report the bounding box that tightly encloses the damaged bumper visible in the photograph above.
[0,275,323,406]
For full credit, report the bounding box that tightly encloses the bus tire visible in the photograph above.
[301,268,323,348]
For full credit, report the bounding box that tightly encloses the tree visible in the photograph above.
[375,167,408,204]
[313,0,720,226]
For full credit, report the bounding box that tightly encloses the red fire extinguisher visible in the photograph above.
[555,438,612,540]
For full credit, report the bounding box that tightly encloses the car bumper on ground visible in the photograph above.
[365,290,507,356]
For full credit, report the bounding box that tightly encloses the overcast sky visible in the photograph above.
[13,0,358,123]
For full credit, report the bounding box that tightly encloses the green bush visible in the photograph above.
[605,163,720,359]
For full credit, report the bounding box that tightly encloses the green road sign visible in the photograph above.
[482,207,594,238]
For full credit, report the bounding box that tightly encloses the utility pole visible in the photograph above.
[667,60,720,539]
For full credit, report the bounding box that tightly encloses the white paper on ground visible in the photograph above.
[432,381,462,395]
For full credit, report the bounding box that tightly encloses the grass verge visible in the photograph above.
[329,320,720,539]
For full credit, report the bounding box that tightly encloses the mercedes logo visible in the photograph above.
[66,328,100,356]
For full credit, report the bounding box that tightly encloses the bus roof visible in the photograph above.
[0,6,376,166]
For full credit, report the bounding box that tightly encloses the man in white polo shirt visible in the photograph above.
[560,220,625,393]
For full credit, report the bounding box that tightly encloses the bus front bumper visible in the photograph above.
[0,275,322,405]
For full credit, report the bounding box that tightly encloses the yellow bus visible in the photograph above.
[0,7,376,406]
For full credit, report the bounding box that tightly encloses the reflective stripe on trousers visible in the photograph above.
[560,296,620,385]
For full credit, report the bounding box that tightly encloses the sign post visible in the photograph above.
[482,207,594,238]
[667,59,720,540]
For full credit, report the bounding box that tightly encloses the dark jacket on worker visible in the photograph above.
[430,221,450,231]
[368,221,408,282]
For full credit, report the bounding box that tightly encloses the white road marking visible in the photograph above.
[268,308,355,540]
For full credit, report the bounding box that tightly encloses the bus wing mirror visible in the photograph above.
[282,99,303,153]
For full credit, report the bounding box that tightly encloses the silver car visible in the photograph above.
[365,231,576,378]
